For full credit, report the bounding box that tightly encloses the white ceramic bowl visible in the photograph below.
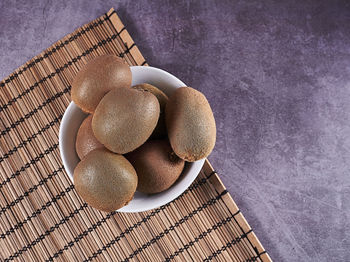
[59,66,205,212]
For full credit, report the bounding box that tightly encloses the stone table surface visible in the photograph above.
[1,1,350,261]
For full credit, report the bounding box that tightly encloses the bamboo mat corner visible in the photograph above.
[0,7,271,262]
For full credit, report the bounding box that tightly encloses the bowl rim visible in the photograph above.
[59,65,205,212]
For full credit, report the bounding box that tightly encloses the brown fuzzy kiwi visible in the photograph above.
[74,149,137,212]
[92,87,160,154]
[71,54,131,113]
[75,115,104,159]
[125,139,185,194]
[165,87,216,162]
[132,83,168,139]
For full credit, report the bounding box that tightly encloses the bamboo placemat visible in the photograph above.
[0,8,271,262]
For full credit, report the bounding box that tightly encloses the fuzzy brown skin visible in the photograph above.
[165,87,216,162]
[71,54,131,113]
[125,139,184,194]
[75,115,104,159]
[132,83,169,139]
[92,87,160,154]
[74,149,137,212]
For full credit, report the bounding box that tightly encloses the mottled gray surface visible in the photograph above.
[1,0,350,261]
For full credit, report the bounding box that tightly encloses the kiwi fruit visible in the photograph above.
[74,149,137,212]
[71,54,131,113]
[132,83,168,139]
[165,87,216,162]
[75,115,104,159]
[92,87,160,154]
[126,139,185,194]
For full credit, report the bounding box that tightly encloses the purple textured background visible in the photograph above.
[1,1,350,261]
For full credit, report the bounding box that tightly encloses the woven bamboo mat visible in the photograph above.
[0,8,271,262]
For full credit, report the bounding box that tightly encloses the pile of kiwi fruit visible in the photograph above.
[72,54,216,212]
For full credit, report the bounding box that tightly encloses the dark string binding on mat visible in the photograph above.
[46,173,214,261]
[0,114,63,163]
[241,229,253,238]
[232,209,241,216]
[141,60,147,66]
[4,203,88,262]
[208,170,217,179]
[0,17,108,88]
[254,249,267,260]
[0,166,64,215]
[0,28,128,113]
[0,87,70,138]
[0,143,58,189]
[215,181,261,260]
[107,10,117,18]
[203,238,243,261]
[166,213,244,262]
[80,188,227,262]
[114,190,228,262]
[0,185,74,239]
[246,250,267,262]
[118,27,126,35]
[126,43,135,52]
[231,211,262,259]
[202,230,253,262]
[46,210,117,262]
[119,43,135,58]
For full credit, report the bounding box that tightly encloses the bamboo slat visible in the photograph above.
[0,7,271,262]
